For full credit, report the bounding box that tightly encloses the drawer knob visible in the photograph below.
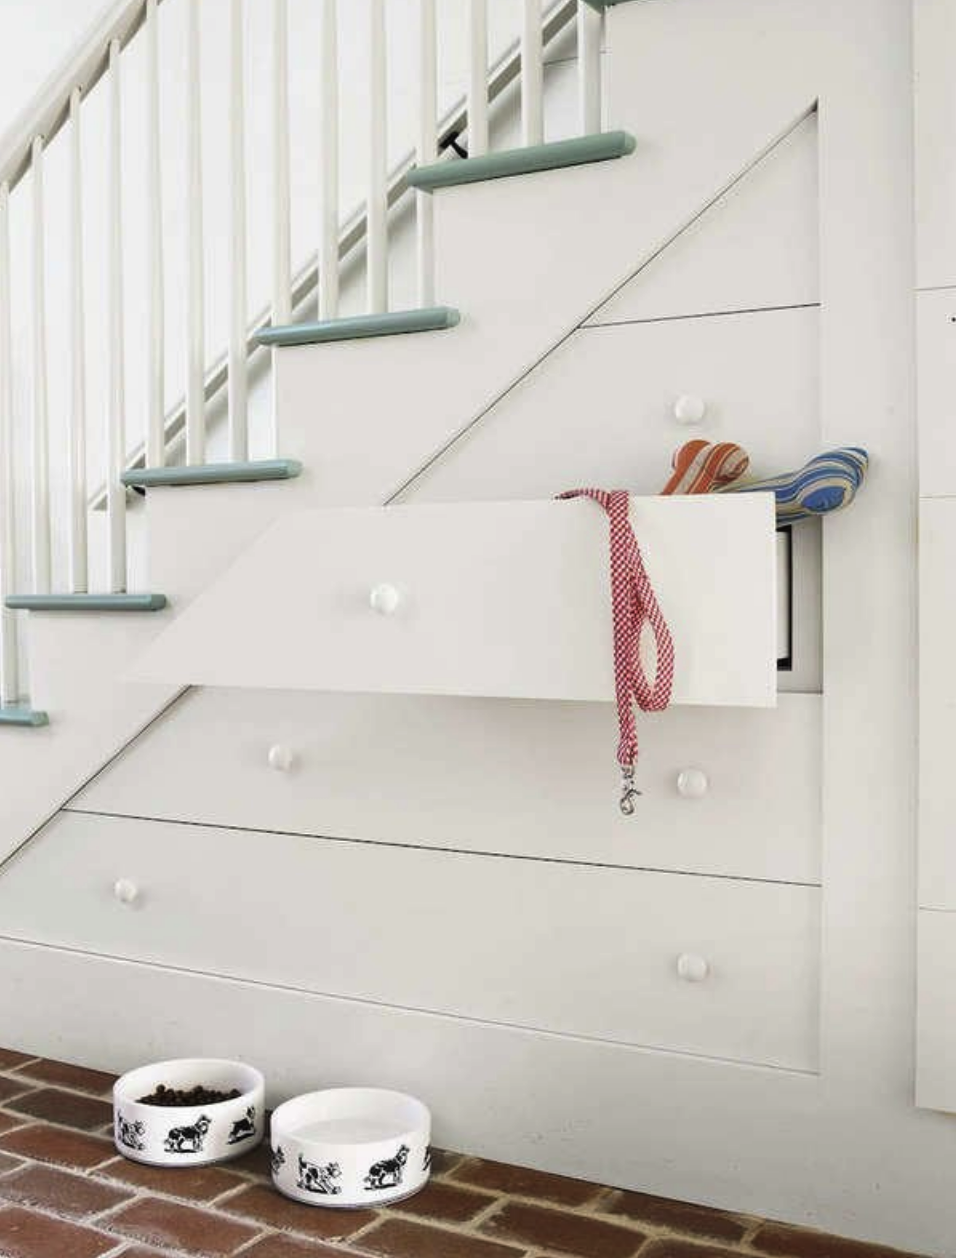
[268,744,295,772]
[674,394,707,425]
[369,583,401,615]
[676,767,709,799]
[676,953,710,982]
[113,878,140,906]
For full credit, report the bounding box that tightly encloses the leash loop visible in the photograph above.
[557,488,675,812]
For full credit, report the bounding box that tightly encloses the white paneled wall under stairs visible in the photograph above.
[0,0,949,1253]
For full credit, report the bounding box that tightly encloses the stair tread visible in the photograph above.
[256,306,460,348]
[123,459,302,489]
[407,131,637,192]
[6,593,168,612]
[0,706,49,728]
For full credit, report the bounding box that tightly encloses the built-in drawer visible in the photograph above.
[408,306,820,504]
[74,690,821,884]
[128,494,778,708]
[0,812,820,1071]
[917,909,956,1111]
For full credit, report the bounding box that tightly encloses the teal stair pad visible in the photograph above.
[257,306,460,348]
[0,706,49,727]
[5,593,167,612]
[123,459,302,489]
[406,132,637,192]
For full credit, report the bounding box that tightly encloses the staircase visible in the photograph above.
[0,0,624,857]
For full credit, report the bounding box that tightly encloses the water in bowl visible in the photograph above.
[294,1117,408,1145]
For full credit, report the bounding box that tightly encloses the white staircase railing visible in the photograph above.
[0,0,605,717]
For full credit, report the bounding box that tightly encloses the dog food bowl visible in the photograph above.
[113,1057,265,1167]
[270,1088,431,1208]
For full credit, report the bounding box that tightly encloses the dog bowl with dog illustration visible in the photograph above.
[113,1058,265,1167]
[270,1088,431,1208]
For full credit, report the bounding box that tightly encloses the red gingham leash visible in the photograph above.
[558,488,675,814]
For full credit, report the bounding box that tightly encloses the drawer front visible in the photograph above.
[917,909,956,1111]
[129,495,778,709]
[0,812,820,1071]
[75,690,821,884]
[407,307,819,505]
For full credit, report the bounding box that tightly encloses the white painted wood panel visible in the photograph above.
[914,0,956,289]
[588,112,819,325]
[918,700,956,909]
[919,499,956,709]
[917,909,956,1110]
[129,495,777,706]
[916,289,956,496]
[407,308,820,503]
[73,691,821,884]
[0,811,820,1071]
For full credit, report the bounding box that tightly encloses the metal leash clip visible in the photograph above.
[619,765,641,816]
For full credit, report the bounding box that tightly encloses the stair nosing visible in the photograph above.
[407,131,637,192]
[122,458,302,489]
[256,305,460,348]
[0,705,49,728]
[5,593,168,612]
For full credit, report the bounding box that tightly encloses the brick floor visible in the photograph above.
[0,1047,932,1258]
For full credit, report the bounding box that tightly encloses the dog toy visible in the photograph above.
[661,438,750,495]
[720,447,868,522]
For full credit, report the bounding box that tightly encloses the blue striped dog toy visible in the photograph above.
[720,447,868,523]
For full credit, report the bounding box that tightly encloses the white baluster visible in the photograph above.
[416,0,436,307]
[577,1,601,135]
[229,0,249,461]
[273,0,291,327]
[185,0,205,466]
[0,182,20,705]
[107,39,126,593]
[145,0,165,469]
[68,89,88,594]
[30,135,50,594]
[468,0,488,156]
[318,0,340,321]
[521,0,544,147]
[367,0,388,314]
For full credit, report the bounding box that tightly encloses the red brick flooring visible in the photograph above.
[0,1047,925,1258]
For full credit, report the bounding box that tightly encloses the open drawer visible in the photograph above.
[130,494,779,706]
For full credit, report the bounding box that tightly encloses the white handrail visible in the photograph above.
[0,0,169,195]
[468,0,490,157]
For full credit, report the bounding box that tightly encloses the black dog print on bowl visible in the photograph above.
[364,1144,409,1191]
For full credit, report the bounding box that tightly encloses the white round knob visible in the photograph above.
[267,744,295,772]
[369,583,401,615]
[676,953,710,982]
[113,878,140,906]
[676,767,709,799]
[673,394,707,425]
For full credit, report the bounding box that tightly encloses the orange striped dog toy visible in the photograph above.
[661,438,750,495]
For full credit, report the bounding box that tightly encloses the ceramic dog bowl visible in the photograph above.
[270,1088,431,1208]
[113,1057,265,1167]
